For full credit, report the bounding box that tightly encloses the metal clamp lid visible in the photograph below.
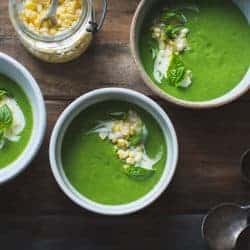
[87,0,107,33]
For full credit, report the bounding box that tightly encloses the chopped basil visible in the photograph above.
[0,104,13,130]
[0,89,7,99]
[0,130,5,149]
[129,126,148,146]
[123,165,155,181]
[0,130,4,140]
[160,10,187,25]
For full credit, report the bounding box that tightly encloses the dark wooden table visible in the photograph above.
[1,1,250,249]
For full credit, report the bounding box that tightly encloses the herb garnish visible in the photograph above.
[123,165,155,181]
[166,55,186,86]
[0,89,7,99]
[0,104,13,149]
[151,8,192,88]
[0,104,13,130]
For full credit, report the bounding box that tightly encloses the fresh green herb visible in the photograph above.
[166,55,186,86]
[123,165,155,181]
[129,126,148,146]
[160,10,187,25]
[0,130,4,140]
[163,25,183,39]
[0,130,5,149]
[109,112,126,120]
[0,104,13,130]
[0,89,7,99]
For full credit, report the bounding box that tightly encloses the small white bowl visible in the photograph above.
[0,53,46,184]
[49,88,178,215]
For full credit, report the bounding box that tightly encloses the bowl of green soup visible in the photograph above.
[0,53,46,184]
[49,88,178,215]
[131,0,250,108]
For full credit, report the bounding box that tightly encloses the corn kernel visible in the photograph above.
[126,157,135,165]
[117,139,129,149]
[20,0,83,36]
[117,150,128,160]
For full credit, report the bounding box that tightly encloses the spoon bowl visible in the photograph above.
[235,226,250,250]
[240,149,250,184]
[202,203,249,250]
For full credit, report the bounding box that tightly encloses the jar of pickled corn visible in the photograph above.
[9,0,107,63]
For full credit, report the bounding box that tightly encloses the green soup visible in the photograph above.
[62,101,167,205]
[0,75,33,169]
[140,0,250,101]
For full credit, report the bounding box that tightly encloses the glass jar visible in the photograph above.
[9,0,107,63]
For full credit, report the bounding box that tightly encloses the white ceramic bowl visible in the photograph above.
[49,88,178,215]
[130,0,250,109]
[0,52,46,184]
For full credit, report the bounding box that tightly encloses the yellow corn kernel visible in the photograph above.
[128,151,135,158]
[126,157,135,165]
[117,139,129,149]
[117,150,128,160]
[20,0,83,35]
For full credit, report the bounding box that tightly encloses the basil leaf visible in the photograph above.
[0,130,5,150]
[109,112,126,120]
[0,89,7,99]
[123,165,155,181]
[129,126,148,146]
[0,105,13,130]
[164,25,183,39]
[0,130,4,140]
[166,55,186,86]
[160,10,187,25]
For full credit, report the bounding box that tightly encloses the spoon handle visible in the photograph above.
[47,0,59,18]
[241,205,250,210]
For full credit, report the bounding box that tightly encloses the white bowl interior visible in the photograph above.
[132,0,250,108]
[234,0,250,23]
[0,53,46,184]
[50,88,178,215]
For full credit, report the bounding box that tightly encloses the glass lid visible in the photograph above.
[9,0,89,42]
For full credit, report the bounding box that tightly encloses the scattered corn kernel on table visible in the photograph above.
[1,0,250,249]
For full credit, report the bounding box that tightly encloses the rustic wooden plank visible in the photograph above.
[0,100,250,215]
[0,215,208,250]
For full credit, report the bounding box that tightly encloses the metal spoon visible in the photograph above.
[41,0,59,25]
[202,203,250,250]
[240,149,250,184]
[235,225,250,250]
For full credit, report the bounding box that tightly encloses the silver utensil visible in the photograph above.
[235,225,250,250]
[41,0,59,25]
[202,203,250,250]
[202,149,250,250]
[241,149,250,183]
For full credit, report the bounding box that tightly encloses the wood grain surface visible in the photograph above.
[1,0,250,249]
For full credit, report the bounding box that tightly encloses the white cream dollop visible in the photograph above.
[0,97,26,143]
[152,25,192,87]
[153,46,173,83]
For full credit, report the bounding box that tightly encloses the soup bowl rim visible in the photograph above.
[130,0,250,109]
[0,52,46,184]
[49,87,178,215]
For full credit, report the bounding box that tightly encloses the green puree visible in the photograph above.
[0,75,33,169]
[140,0,250,101]
[62,101,167,205]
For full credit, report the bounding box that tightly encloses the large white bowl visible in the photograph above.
[49,88,178,215]
[0,53,46,184]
